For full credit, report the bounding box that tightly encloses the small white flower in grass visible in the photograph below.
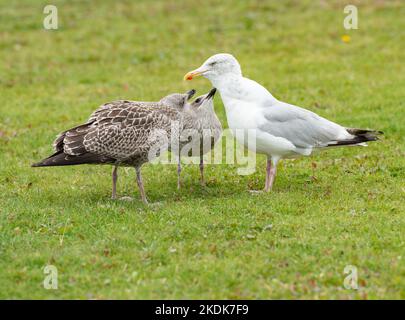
[263,224,273,231]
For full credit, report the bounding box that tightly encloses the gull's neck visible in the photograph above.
[208,73,277,107]
[208,73,241,94]
[196,104,217,125]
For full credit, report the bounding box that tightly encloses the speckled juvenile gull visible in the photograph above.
[184,53,382,191]
[173,88,222,188]
[32,90,196,203]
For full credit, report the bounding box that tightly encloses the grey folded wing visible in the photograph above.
[260,101,350,149]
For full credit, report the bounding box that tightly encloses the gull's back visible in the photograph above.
[39,99,182,168]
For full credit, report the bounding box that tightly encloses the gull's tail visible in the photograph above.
[327,128,383,147]
[32,151,114,167]
[32,121,116,167]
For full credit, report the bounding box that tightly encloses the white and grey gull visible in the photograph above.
[184,53,382,191]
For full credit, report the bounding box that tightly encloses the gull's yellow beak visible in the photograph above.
[183,69,205,81]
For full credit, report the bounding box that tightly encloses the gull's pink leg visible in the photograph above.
[268,165,277,191]
[264,159,271,191]
[265,158,278,192]
[199,155,205,186]
[111,166,118,199]
[177,156,182,190]
[135,167,148,204]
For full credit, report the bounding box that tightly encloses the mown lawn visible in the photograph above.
[0,0,404,299]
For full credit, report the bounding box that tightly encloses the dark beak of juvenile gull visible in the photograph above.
[205,88,216,100]
[186,89,196,100]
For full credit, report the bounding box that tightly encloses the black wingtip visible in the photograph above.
[330,128,384,147]
[31,162,43,167]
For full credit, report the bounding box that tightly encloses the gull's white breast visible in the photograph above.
[223,97,297,158]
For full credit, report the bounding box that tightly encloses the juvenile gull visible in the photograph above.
[184,53,382,191]
[32,90,196,203]
[174,88,222,188]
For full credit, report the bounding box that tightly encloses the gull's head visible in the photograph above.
[159,89,195,109]
[191,88,216,110]
[184,53,242,82]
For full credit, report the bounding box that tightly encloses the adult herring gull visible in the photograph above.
[184,53,382,191]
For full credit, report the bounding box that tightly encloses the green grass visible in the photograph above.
[0,0,404,299]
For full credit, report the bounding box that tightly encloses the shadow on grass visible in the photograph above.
[27,166,324,210]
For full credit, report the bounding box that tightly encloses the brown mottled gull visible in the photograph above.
[174,88,222,188]
[32,90,196,203]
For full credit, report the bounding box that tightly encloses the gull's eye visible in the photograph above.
[195,98,201,104]
[209,61,217,67]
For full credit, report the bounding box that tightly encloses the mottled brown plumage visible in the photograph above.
[32,91,196,203]
[174,88,223,187]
